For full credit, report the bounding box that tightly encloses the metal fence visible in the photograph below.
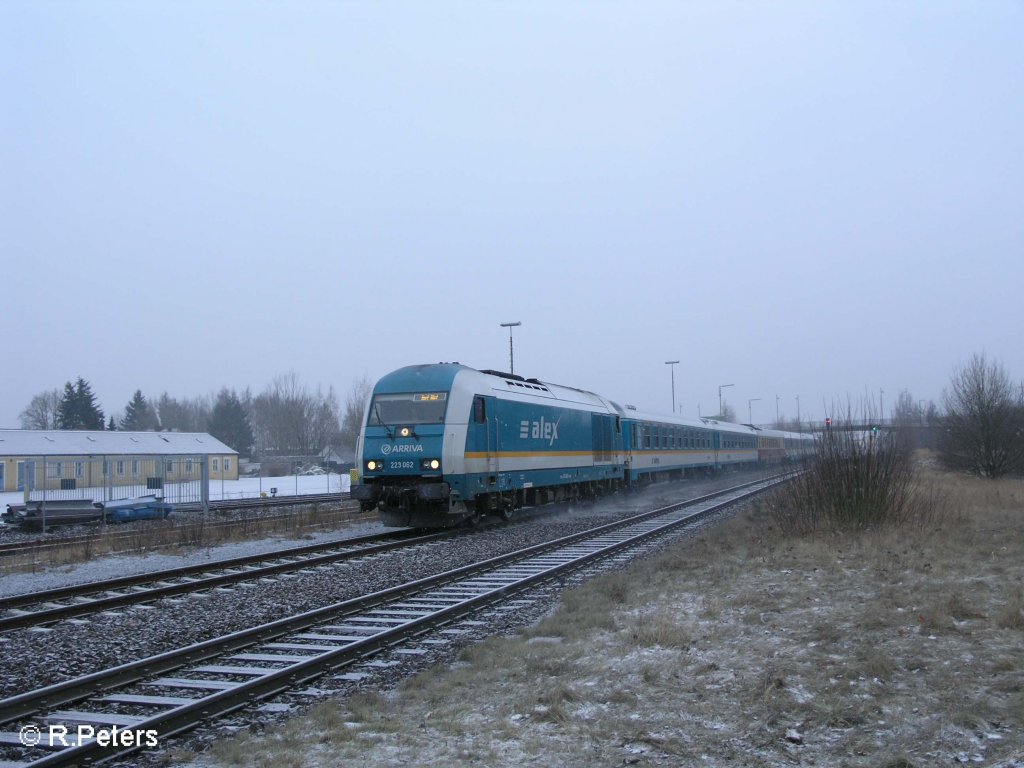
[12,454,209,508]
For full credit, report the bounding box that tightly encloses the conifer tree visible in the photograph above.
[120,390,159,431]
[208,388,254,456]
[56,377,105,430]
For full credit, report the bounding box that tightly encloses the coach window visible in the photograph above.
[472,396,487,423]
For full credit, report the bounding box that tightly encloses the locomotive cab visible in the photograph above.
[350,364,474,527]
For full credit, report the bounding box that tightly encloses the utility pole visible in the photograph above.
[500,322,521,374]
[665,360,679,413]
[718,383,734,419]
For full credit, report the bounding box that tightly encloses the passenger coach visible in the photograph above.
[617,408,759,484]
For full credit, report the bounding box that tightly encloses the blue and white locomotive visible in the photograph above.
[351,363,813,527]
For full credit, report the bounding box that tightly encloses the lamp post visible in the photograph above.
[776,394,780,424]
[718,383,734,419]
[748,397,762,425]
[500,321,521,374]
[665,360,679,413]
[795,395,801,431]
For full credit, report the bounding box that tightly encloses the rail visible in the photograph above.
[0,473,793,766]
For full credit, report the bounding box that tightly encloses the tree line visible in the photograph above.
[17,373,373,461]
[15,355,1024,478]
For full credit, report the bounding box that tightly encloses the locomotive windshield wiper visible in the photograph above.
[374,402,394,439]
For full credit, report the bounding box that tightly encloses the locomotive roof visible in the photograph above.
[374,364,616,412]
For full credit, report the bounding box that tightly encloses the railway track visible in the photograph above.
[0,528,460,633]
[0,474,790,767]
[0,494,357,561]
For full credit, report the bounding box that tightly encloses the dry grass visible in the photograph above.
[192,461,1024,768]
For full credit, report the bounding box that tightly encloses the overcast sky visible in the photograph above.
[3,1,1022,428]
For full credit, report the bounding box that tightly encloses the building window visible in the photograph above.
[75,462,84,478]
[224,458,231,472]
[186,459,194,474]
[166,461,174,473]
[132,460,140,475]
[47,462,63,479]
[116,460,125,476]
[103,460,109,476]
[212,458,220,473]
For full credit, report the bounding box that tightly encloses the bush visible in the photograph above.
[767,422,933,534]
[939,353,1024,478]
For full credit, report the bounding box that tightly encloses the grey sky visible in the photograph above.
[3,2,1022,427]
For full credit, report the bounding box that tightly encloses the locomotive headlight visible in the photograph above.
[399,427,411,437]
[366,460,382,472]
[420,458,441,471]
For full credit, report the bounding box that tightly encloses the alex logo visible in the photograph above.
[519,416,560,445]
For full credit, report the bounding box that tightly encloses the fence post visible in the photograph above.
[201,456,210,515]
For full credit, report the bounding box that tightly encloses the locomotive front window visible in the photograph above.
[369,392,449,425]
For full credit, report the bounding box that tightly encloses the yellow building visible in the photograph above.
[0,430,239,495]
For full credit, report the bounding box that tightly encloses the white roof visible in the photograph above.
[613,406,758,436]
[0,430,238,457]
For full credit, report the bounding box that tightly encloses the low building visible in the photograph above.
[0,430,239,496]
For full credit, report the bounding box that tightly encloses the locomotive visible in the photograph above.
[350,363,813,528]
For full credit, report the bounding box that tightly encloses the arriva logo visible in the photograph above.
[380,444,424,455]
[519,416,560,446]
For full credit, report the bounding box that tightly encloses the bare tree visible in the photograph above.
[338,375,373,459]
[893,389,922,426]
[19,388,62,429]
[155,392,212,432]
[940,353,1024,478]
[712,402,736,423]
[248,373,340,458]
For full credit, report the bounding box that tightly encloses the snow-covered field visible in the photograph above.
[0,472,352,511]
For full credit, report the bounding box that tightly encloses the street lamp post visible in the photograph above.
[500,321,522,374]
[665,360,679,413]
[718,383,734,419]
[748,397,762,425]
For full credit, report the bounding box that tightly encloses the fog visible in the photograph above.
[3,2,1022,427]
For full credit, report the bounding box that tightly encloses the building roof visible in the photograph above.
[0,430,238,457]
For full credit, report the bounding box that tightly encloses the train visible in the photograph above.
[351,363,815,528]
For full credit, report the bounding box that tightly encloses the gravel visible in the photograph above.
[0,473,756,750]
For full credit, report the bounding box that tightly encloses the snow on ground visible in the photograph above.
[1,472,351,510]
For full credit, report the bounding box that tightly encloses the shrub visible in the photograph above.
[767,416,935,534]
